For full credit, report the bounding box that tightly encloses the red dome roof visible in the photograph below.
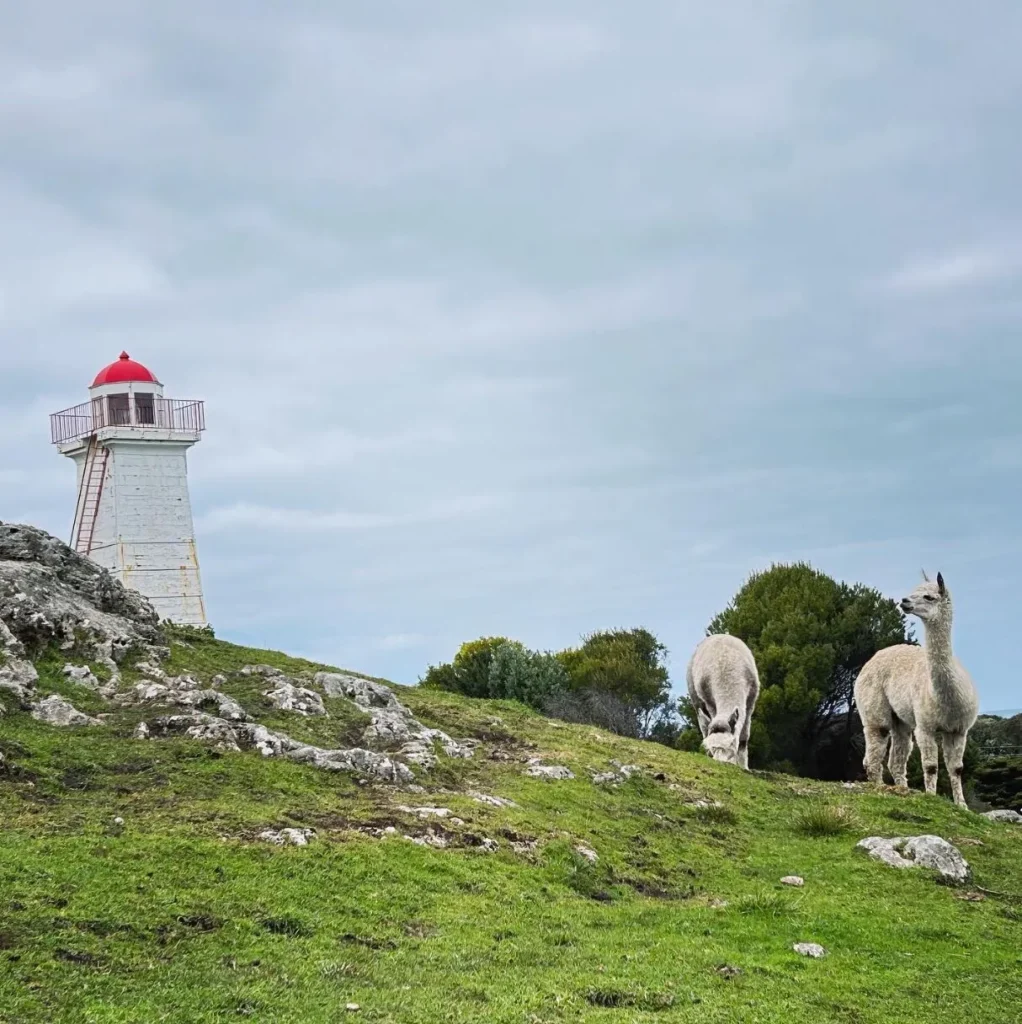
[91,352,159,387]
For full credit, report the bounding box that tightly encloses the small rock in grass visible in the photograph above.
[113,817,124,826]
[346,1004,360,1013]
[134,722,150,740]
[396,806,453,819]
[468,792,517,808]
[716,964,743,978]
[524,759,574,780]
[258,828,316,847]
[793,943,827,959]
[575,844,599,864]
[780,876,804,887]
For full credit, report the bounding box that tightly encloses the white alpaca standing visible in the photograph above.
[854,572,978,807]
[686,633,760,768]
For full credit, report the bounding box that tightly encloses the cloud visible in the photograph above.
[878,245,1022,296]
[2,0,1021,710]
[196,495,501,534]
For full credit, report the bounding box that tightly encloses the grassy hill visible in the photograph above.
[1,632,1020,1024]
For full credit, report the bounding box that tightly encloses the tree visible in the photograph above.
[708,562,912,778]
[557,627,671,734]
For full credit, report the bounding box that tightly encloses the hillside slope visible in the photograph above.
[1,527,1020,1023]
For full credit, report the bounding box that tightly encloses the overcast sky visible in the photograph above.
[2,2,1020,711]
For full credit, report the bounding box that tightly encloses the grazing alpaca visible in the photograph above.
[854,572,978,807]
[686,633,760,768]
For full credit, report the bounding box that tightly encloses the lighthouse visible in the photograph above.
[50,353,208,626]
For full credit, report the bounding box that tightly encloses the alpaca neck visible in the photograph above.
[923,611,957,702]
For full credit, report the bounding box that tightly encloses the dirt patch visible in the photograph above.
[339,932,398,951]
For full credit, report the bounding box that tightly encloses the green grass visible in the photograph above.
[1,635,1021,1022]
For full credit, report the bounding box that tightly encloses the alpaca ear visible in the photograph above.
[937,572,946,595]
[728,708,740,733]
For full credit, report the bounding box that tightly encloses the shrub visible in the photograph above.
[419,638,567,711]
[488,641,568,707]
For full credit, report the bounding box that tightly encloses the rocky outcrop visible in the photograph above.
[314,671,475,768]
[116,672,247,722]
[262,679,327,717]
[137,709,415,783]
[856,835,970,884]
[0,522,166,706]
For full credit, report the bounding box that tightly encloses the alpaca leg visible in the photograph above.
[737,720,751,770]
[915,730,940,795]
[862,724,891,784]
[887,720,914,788]
[941,731,968,807]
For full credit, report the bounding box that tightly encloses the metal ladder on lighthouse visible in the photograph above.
[71,435,109,556]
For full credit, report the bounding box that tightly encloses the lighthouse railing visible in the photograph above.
[50,398,206,444]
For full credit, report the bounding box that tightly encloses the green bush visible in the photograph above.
[971,756,1022,809]
[419,637,566,710]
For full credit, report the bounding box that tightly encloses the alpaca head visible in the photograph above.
[901,571,951,624]
[702,707,741,764]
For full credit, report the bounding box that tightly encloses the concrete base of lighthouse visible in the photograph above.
[60,433,208,626]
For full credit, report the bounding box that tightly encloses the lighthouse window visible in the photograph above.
[108,393,131,426]
[135,392,155,425]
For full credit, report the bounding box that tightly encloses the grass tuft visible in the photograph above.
[791,803,859,837]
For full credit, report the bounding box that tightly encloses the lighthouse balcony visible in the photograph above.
[50,397,206,445]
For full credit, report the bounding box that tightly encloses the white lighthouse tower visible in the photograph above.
[50,353,208,625]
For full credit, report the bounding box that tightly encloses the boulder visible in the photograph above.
[983,810,1022,824]
[30,694,101,727]
[856,835,970,884]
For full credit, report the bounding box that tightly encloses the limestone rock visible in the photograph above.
[468,792,518,808]
[524,759,574,780]
[575,843,599,864]
[983,809,1022,823]
[314,671,474,768]
[591,762,641,785]
[0,524,165,679]
[857,835,970,884]
[62,664,101,689]
[240,664,285,678]
[117,676,247,722]
[263,680,326,717]
[396,806,454,819]
[780,876,804,887]
[258,828,316,847]
[30,694,101,727]
[793,943,827,958]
